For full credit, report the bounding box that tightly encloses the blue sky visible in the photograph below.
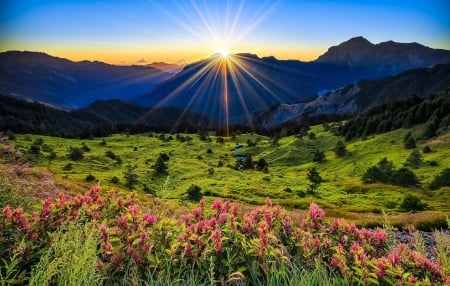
[1,0,449,64]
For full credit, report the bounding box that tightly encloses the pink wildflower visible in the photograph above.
[128,204,139,217]
[142,213,157,225]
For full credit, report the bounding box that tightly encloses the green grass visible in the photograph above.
[2,125,450,227]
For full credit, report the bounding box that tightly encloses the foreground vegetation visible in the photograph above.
[1,186,449,285]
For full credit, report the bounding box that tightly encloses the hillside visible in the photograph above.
[3,123,449,228]
[253,64,450,127]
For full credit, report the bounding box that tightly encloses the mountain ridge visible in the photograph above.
[0,51,174,109]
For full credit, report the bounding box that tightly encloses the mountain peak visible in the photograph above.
[315,37,450,71]
[345,36,373,45]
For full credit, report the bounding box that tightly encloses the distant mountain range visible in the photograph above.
[136,37,450,124]
[146,62,185,74]
[0,51,173,109]
[1,37,450,127]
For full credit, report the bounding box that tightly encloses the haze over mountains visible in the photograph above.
[0,51,173,109]
[1,37,450,128]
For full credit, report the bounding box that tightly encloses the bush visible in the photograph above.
[152,153,169,174]
[422,146,432,153]
[68,147,84,161]
[256,158,268,171]
[187,184,202,201]
[110,176,120,184]
[81,143,90,152]
[334,141,347,157]
[430,168,450,190]
[306,167,322,194]
[404,150,423,169]
[394,167,421,187]
[362,158,420,187]
[400,194,427,212]
[123,163,138,189]
[85,174,96,182]
[312,150,325,162]
[48,151,57,160]
[62,163,73,171]
[28,143,41,154]
[404,133,416,149]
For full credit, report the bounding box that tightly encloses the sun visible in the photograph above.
[218,48,229,58]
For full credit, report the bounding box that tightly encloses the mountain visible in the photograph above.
[252,64,450,127]
[146,62,185,73]
[316,36,450,74]
[136,38,450,125]
[0,51,174,109]
[0,93,216,137]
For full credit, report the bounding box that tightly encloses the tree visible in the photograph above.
[68,147,83,161]
[256,158,268,171]
[403,133,416,149]
[404,150,423,169]
[400,194,427,212]
[394,168,420,187]
[306,167,322,194]
[430,168,450,190]
[334,141,347,157]
[312,150,325,162]
[362,157,395,184]
[123,163,138,190]
[152,153,169,174]
[187,184,202,201]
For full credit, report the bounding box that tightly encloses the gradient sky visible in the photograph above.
[1,0,449,65]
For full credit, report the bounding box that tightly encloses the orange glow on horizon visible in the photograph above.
[0,41,323,65]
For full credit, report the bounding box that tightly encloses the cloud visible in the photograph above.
[136,58,147,63]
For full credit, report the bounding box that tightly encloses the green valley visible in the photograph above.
[2,123,449,229]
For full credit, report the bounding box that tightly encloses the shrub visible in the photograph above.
[400,194,427,212]
[430,168,450,190]
[404,133,416,149]
[123,163,138,189]
[306,167,322,194]
[312,150,325,162]
[68,147,84,161]
[152,153,168,174]
[110,176,120,184]
[404,150,423,169]
[85,174,96,182]
[81,142,90,152]
[62,163,73,171]
[28,143,41,154]
[362,158,420,187]
[187,184,202,201]
[334,141,347,157]
[48,151,57,160]
[422,146,432,153]
[394,167,420,187]
[256,158,268,171]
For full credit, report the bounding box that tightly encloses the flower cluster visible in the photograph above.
[1,190,448,285]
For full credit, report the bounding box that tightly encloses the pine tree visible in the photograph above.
[306,167,322,194]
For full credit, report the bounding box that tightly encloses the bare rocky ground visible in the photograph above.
[393,230,449,262]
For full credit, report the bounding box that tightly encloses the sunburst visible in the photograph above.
[140,1,282,136]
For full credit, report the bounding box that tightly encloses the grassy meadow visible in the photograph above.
[2,124,449,228]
